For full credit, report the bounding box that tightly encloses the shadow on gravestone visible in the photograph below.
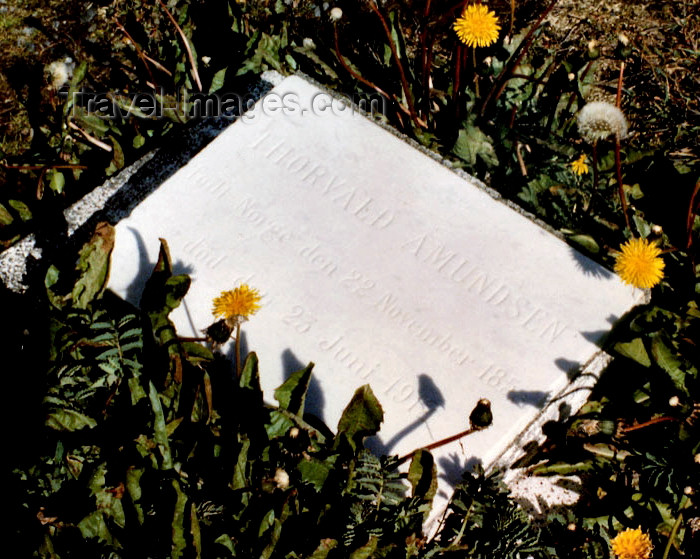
[438,454,483,489]
[507,390,551,409]
[281,348,326,424]
[555,357,582,380]
[568,246,614,279]
[366,374,445,455]
[122,226,195,302]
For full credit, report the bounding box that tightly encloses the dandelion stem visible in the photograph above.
[479,0,559,118]
[615,139,631,232]
[616,61,625,108]
[157,0,202,92]
[472,47,479,98]
[619,416,678,433]
[686,179,699,250]
[396,427,476,467]
[662,495,689,559]
[235,322,242,378]
[367,1,423,129]
[592,142,599,191]
[333,25,393,113]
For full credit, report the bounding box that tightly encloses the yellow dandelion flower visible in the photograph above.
[453,4,501,48]
[614,238,665,289]
[570,154,589,175]
[610,527,653,559]
[212,284,261,323]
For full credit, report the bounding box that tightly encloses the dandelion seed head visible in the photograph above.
[577,101,629,143]
[329,7,343,21]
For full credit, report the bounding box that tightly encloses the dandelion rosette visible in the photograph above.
[212,284,261,325]
[570,154,589,175]
[453,4,501,48]
[610,527,653,559]
[614,238,665,289]
[577,101,629,143]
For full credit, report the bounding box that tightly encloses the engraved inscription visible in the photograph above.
[250,131,395,230]
[402,233,570,343]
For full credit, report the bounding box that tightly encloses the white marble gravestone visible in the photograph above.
[108,74,643,505]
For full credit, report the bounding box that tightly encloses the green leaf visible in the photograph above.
[0,202,13,225]
[106,137,125,176]
[614,337,651,367]
[452,123,498,167]
[215,534,236,554]
[171,479,188,559]
[232,435,251,490]
[126,466,145,524]
[8,199,32,221]
[266,410,295,439]
[149,381,173,469]
[49,169,65,194]
[297,457,333,491]
[78,511,114,544]
[309,539,338,559]
[239,352,263,402]
[274,362,314,416]
[568,234,600,254]
[337,385,384,449]
[132,134,146,149]
[71,222,115,309]
[45,265,65,309]
[651,335,687,393]
[349,536,378,559]
[46,408,97,431]
[209,67,227,94]
[408,449,437,504]
[258,508,275,538]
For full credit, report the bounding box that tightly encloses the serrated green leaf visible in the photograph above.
[0,202,13,225]
[106,137,125,176]
[258,508,275,538]
[45,265,65,309]
[337,385,384,450]
[215,534,236,554]
[614,338,651,367]
[149,381,173,469]
[171,479,188,559]
[209,67,227,94]
[408,449,437,505]
[297,458,332,491]
[8,199,32,221]
[71,222,115,309]
[266,410,295,439]
[452,123,498,167]
[126,466,145,524]
[274,362,314,416]
[239,352,263,401]
[46,408,98,431]
[232,436,251,490]
[650,335,687,393]
[309,539,338,559]
[349,535,378,559]
[78,511,115,545]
